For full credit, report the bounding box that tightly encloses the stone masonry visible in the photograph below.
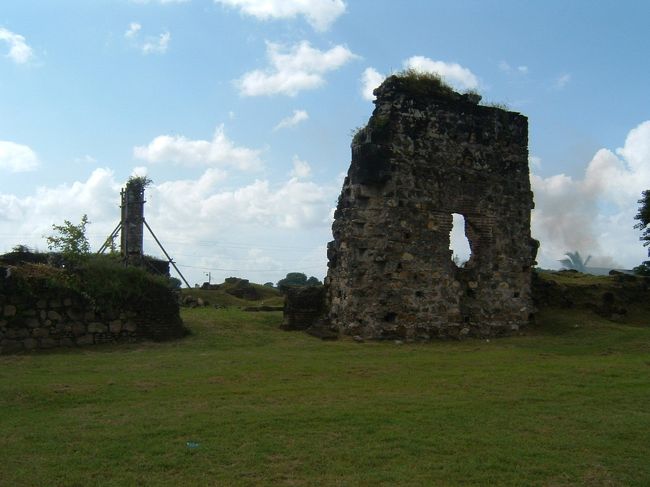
[0,263,186,354]
[326,74,538,340]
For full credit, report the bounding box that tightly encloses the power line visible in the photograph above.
[176,263,325,273]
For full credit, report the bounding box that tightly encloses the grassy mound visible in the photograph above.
[181,280,284,308]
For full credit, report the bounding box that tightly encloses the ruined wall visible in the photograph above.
[326,75,537,340]
[121,180,145,265]
[0,264,186,354]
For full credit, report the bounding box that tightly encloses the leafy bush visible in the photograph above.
[46,214,91,258]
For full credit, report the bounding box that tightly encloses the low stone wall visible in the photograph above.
[0,266,186,355]
[282,286,327,331]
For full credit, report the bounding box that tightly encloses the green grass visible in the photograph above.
[1,305,649,486]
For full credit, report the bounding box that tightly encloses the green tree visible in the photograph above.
[46,214,91,256]
[559,251,591,273]
[634,189,650,252]
[306,276,322,286]
[276,273,322,292]
[277,272,308,291]
[633,189,650,275]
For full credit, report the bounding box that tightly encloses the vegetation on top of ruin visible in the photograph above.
[126,175,153,189]
[388,68,458,98]
[1,252,177,309]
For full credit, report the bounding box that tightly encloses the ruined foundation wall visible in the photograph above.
[326,76,537,340]
[0,263,186,354]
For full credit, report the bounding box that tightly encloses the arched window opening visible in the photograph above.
[450,213,472,267]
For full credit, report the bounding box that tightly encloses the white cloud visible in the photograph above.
[74,154,98,165]
[0,168,121,253]
[214,0,346,31]
[236,40,357,97]
[360,67,385,101]
[125,22,142,38]
[554,73,571,90]
[142,31,170,54]
[124,23,170,54]
[0,141,39,172]
[131,166,149,178]
[274,109,309,130]
[0,27,33,64]
[289,155,311,179]
[499,61,528,75]
[532,120,650,269]
[403,56,479,91]
[130,0,190,5]
[130,0,189,3]
[133,124,263,170]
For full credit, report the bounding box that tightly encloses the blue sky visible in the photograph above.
[1,0,649,285]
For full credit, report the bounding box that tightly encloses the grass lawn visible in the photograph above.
[1,305,649,486]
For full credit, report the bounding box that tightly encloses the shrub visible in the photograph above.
[392,68,456,98]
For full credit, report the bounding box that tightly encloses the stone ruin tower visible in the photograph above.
[120,178,146,266]
[326,74,538,340]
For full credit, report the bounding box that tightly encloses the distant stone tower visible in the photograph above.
[326,74,538,340]
[120,178,146,265]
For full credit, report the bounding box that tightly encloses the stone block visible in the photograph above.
[7,328,29,339]
[32,328,49,338]
[67,308,84,321]
[39,338,58,348]
[55,323,72,333]
[3,304,17,317]
[1,339,23,354]
[71,322,86,336]
[76,335,94,346]
[88,322,107,333]
[109,320,122,334]
[47,310,63,321]
[123,321,137,332]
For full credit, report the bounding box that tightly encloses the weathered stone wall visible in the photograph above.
[326,75,537,340]
[0,266,186,354]
[282,286,327,331]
